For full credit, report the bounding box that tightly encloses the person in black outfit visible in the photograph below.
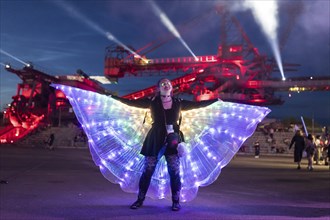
[305,134,315,171]
[326,135,330,167]
[289,130,305,169]
[254,140,260,158]
[112,78,217,211]
[45,133,55,150]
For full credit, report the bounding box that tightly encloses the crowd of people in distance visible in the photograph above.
[289,129,330,171]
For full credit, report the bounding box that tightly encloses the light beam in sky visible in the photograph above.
[53,0,147,62]
[243,0,286,80]
[0,49,29,66]
[149,0,198,60]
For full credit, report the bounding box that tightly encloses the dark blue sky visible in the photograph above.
[0,0,329,126]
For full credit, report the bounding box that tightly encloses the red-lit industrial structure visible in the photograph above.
[0,65,112,144]
[103,5,329,103]
[1,4,329,144]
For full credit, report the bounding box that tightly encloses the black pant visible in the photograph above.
[138,155,181,202]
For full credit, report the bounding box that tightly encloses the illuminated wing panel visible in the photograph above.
[53,84,270,202]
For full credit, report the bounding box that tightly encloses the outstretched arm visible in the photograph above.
[180,99,218,111]
[111,96,151,108]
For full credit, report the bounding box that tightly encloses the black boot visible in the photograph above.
[130,198,144,209]
[171,193,181,211]
[172,201,181,211]
[130,192,145,209]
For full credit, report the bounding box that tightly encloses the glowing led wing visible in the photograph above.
[177,100,271,202]
[52,84,151,193]
[52,84,270,203]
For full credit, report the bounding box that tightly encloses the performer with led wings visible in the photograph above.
[53,78,270,211]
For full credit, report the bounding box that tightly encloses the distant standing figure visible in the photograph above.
[254,141,260,158]
[305,134,315,171]
[269,128,274,140]
[46,133,55,150]
[325,135,330,167]
[314,135,322,165]
[289,130,305,169]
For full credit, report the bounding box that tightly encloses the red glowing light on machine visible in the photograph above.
[229,45,242,53]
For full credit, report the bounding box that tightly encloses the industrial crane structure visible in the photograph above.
[104,5,329,105]
[1,4,329,144]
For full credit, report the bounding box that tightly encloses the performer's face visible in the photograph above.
[159,79,172,96]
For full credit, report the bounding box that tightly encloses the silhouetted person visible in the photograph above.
[326,135,330,167]
[269,127,274,140]
[45,133,55,150]
[314,135,322,165]
[289,130,305,169]
[254,141,260,158]
[305,134,315,171]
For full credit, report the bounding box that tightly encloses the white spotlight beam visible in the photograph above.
[0,49,29,66]
[243,0,286,80]
[149,0,198,60]
[54,0,147,62]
